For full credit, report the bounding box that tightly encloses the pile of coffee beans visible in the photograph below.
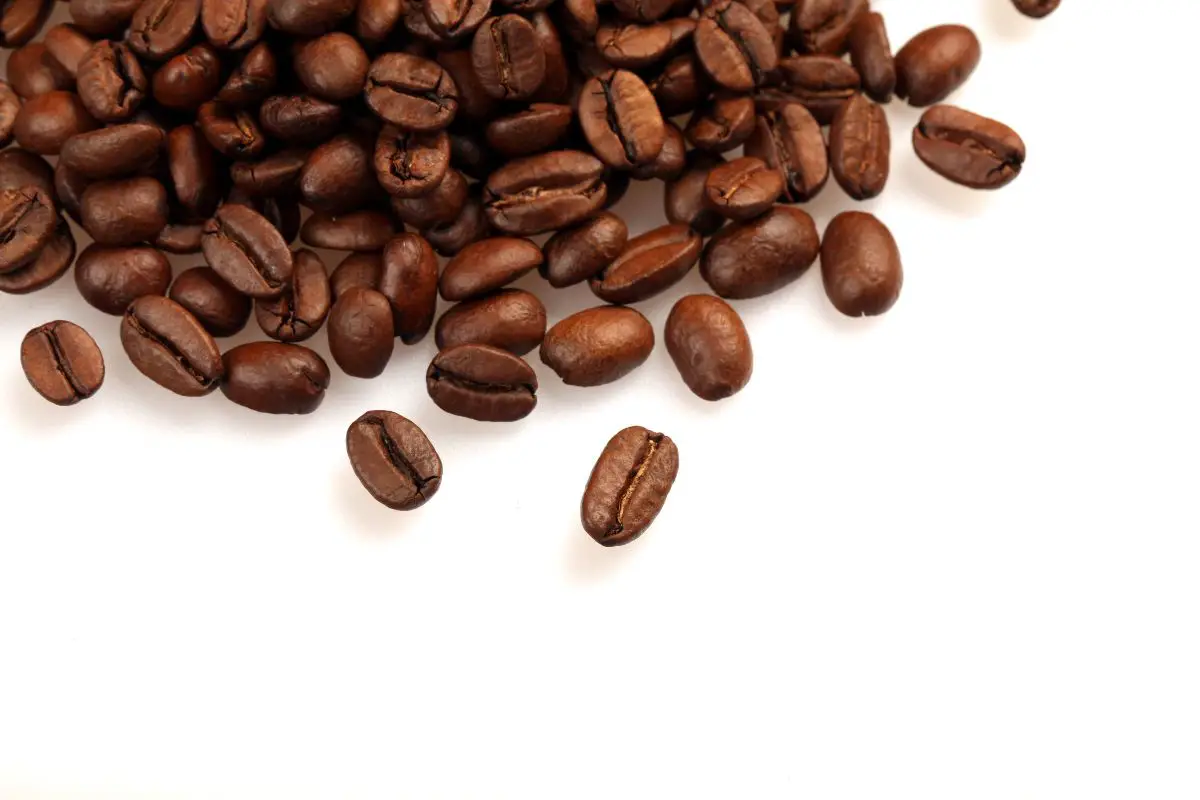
[2,0,1053,546]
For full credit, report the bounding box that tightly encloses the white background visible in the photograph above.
[3,1,1200,797]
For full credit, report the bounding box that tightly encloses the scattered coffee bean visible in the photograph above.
[820,210,902,317]
[20,320,105,406]
[154,222,205,254]
[80,176,169,247]
[299,133,379,215]
[202,203,294,298]
[590,224,701,304]
[440,236,542,302]
[128,0,201,61]
[59,122,165,180]
[328,286,395,378]
[665,294,752,401]
[259,94,342,144]
[13,91,98,155]
[426,342,538,421]
[484,150,606,235]
[197,99,266,157]
[230,148,308,198]
[374,125,451,199]
[829,94,890,200]
[168,266,252,337]
[294,32,370,102]
[255,249,331,342]
[0,216,76,294]
[378,232,439,343]
[347,410,443,510]
[694,0,777,92]
[541,211,628,288]
[330,251,382,300]
[76,41,147,122]
[704,156,783,221]
[769,54,861,124]
[895,24,981,107]
[6,43,72,100]
[300,210,396,253]
[0,149,54,198]
[202,0,269,49]
[744,102,828,202]
[435,288,546,355]
[485,103,573,158]
[425,189,492,256]
[0,187,57,273]
[121,294,225,396]
[0,0,53,48]
[701,205,819,299]
[217,42,276,105]
[220,341,330,414]
[153,44,223,111]
[578,70,665,169]
[596,21,673,71]
[472,14,545,100]
[665,151,726,236]
[365,52,459,131]
[75,244,172,315]
[848,11,894,102]
[392,167,468,229]
[684,92,755,154]
[43,24,93,77]
[540,305,654,386]
[913,104,1025,189]
[581,425,678,546]
[789,0,866,55]
[1012,0,1059,19]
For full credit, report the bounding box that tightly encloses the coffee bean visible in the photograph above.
[75,244,172,314]
[744,102,828,202]
[895,24,980,107]
[230,149,308,198]
[611,0,670,23]
[347,411,443,510]
[43,24,94,77]
[254,249,331,342]
[355,0,403,43]
[704,156,783,221]
[121,295,224,395]
[540,305,654,386]
[217,42,277,105]
[404,0,457,46]
[328,287,395,378]
[69,0,141,37]
[829,94,889,200]
[581,426,678,546]
[629,120,686,181]
[59,123,165,180]
[377,232,439,343]
[788,0,865,55]
[6,44,72,100]
[595,22,673,70]
[741,0,781,55]
[295,32,370,102]
[79,177,168,247]
[684,92,755,153]
[168,266,252,336]
[1013,0,1059,18]
[578,70,664,169]
[435,288,546,355]
[424,0,490,38]
[0,217,76,294]
[165,126,219,218]
[365,53,459,131]
[197,100,266,158]
[913,104,1025,190]
[848,11,894,103]
[484,150,606,235]
[129,0,200,60]
[203,0,269,49]
[0,150,54,201]
[269,0,354,35]
[425,187,491,256]
[590,223,700,304]
[426,342,537,421]
[0,0,53,47]
[485,103,573,159]
[820,211,901,317]
[439,236,542,302]
[700,205,818,299]
[202,202,294,298]
[556,0,598,44]
[664,151,726,236]
[391,167,467,229]
[76,42,147,123]
[0,187,56,274]
[471,14,545,101]
[299,133,379,214]
[220,341,330,414]
[154,222,206,254]
[330,251,381,300]
[769,54,860,124]
[374,125,451,198]
[435,48,498,123]
[541,211,628,288]
[154,44,223,111]
[300,210,396,252]
[259,94,343,144]
[13,91,98,155]
[650,53,710,117]
[665,294,752,401]
[694,0,777,92]
[21,321,105,405]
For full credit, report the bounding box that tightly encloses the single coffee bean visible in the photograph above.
[347,411,443,510]
[0,150,54,201]
[129,0,200,61]
[848,11,894,102]
[435,48,497,123]
[578,70,664,169]
[0,0,53,47]
[1013,0,1059,18]
[154,44,223,111]
[788,0,865,55]
[217,42,277,105]
[664,151,725,236]
[79,177,168,247]
[221,341,330,413]
[13,91,98,155]
[330,252,382,302]
[595,22,672,70]
[203,0,269,48]
[76,41,147,123]
[629,120,686,181]
[196,100,266,158]
[439,236,542,302]
[895,24,980,107]
[694,0,777,92]
[590,224,700,304]
[484,149,606,235]
[426,343,537,422]
[229,148,307,198]
[154,222,205,254]
[744,103,828,202]
[299,133,379,215]
[704,156,783,221]
[424,0,490,38]
[391,167,467,229]
[0,187,56,274]
[6,44,72,100]
[0,217,76,294]
[485,103,573,159]
[166,125,220,218]
[435,289,546,355]
[540,305,654,386]
[425,187,491,256]
[20,320,105,405]
[373,125,450,199]
[268,0,355,35]
[365,53,459,131]
[700,205,817,298]
[471,14,545,101]
[650,53,710,116]
[821,210,901,317]
[770,54,860,124]
[169,266,252,336]
[328,287,395,378]
[42,24,93,78]
[377,232,439,343]
[684,92,755,153]
[541,211,627,288]
[665,294,752,401]
[829,94,890,200]
[59,123,165,181]
[121,295,224,395]
[75,244,172,314]
[403,0,456,46]
[253,248,331,342]
[202,203,294,297]
[913,104,1026,190]
[581,426,678,546]
[294,32,370,102]
[300,210,395,253]
[258,94,343,144]
[355,0,403,43]
[68,0,141,37]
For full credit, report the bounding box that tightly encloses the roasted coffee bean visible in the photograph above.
[259,94,343,144]
[21,320,105,405]
[595,22,672,70]
[6,44,72,100]
[541,211,627,288]
[59,123,165,180]
[0,188,56,274]
[665,294,751,401]
[770,54,860,124]
[650,54,709,116]
[154,222,205,253]
[128,0,199,60]
[440,236,542,302]
[629,121,686,181]
[168,266,252,336]
[373,125,451,199]
[684,93,754,153]
[347,411,443,510]
[485,103,572,159]
[435,289,546,355]
[327,287,395,378]
[484,150,606,235]
[895,24,980,107]
[611,0,670,23]
[154,44,223,111]
[203,0,269,48]
[741,0,781,55]
[165,126,219,217]
[43,24,93,77]
[220,341,330,413]
[471,14,545,101]
[298,133,378,214]
[377,232,438,343]
[403,0,456,45]
[355,0,403,42]
[0,148,55,197]
[217,42,277,105]
[300,210,396,252]
[76,41,148,123]
[556,0,598,44]
[121,295,224,395]
[821,211,901,317]
[1013,0,1059,18]
[365,53,459,131]
[701,205,817,298]
[424,0,490,38]
[435,48,497,123]
[391,167,467,229]
[788,0,865,55]
[330,251,381,299]
[294,32,370,102]
[69,0,141,36]
[197,100,266,157]
[202,203,293,297]
[913,104,1025,190]
[80,177,168,246]
[426,343,537,422]
[0,0,53,47]
[425,187,491,255]
[590,224,700,304]
[848,11,894,102]
[829,94,889,200]
[704,156,783,221]
[230,149,307,197]
[0,217,75,294]
[578,70,664,169]
[744,103,828,202]
[13,91,98,155]
[75,244,172,314]
[254,249,330,342]
[540,305,654,386]
[581,426,678,546]
[694,0,777,92]
[664,151,725,236]
[268,0,355,35]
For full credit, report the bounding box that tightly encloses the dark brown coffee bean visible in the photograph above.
[435,289,545,355]
[589,223,700,304]
[168,266,252,336]
[76,41,147,123]
[298,210,393,252]
[217,42,277,105]
[154,44,223,111]
[197,100,266,158]
[435,48,497,123]
[221,341,329,413]
[540,305,654,386]
[895,24,980,107]
[259,94,342,143]
[129,0,200,61]
[471,14,545,101]
[694,0,777,92]
[229,149,306,198]
[424,0,490,37]
[425,187,490,256]
[578,70,664,169]
[376,232,438,343]
[298,133,378,215]
[484,150,606,235]
[556,0,597,44]
[770,54,860,124]
[21,320,105,406]
[581,426,678,546]
[294,32,370,102]
[330,251,381,299]
[684,92,754,153]
[403,0,457,45]
[629,120,686,181]
[788,0,865,55]
[79,177,168,246]
[391,167,467,229]
[268,0,355,35]
[13,91,98,155]
[700,205,817,298]
[529,10,568,101]
[610,0,670,23]
[121,295,224,395]
[741,0,781,54]
[650,54,709,116]
[426,343,537,421]
[1013,0,1059,18]
[848,11,894,102]
[664,151,725,236]
[59,123,165,180]
[0,187,56,273]
[913,104,1026,190]
[252,249,330,342]
[373,125,451,199]
[69,0,141,36]
[0,216,75,294]
[202,202,293,297]
[347,411,443,510]
[665,294,751,401]
[744,103,828,202]
[42,24,93,78]
[365,53,459,131]
[74,244,171,314]
[355,0,402,42]
[821,210,901,317]
[154,222,205,253]
[440,236,542,302]
[703,156,783,221]
[203,0,269,49]
[595,22,672,70]
[0,0,53,47]
[6,44,73,100]
[0,153,54,206]
[485,103,572,159]
[328,287,395,378]
[541,211,627,288]
[829,94,889,200]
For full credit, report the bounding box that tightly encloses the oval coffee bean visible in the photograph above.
[665,152,726,236]
[6,44,72,101]
[471,14,545,101]
[665,294,752,401]
[355,0,404,44]
[744,103,828,202]
[426,343,537,422]
[424,0,490,37]
[913,105,1026,190]
[701,205,818,299]
[68,0,142,37]
[21,321,105,406]
[202,203,294,298]
[79,177,168,247]
[704,156,783,221]
[330,252,382,300]
[299,133,378,215]
[0,217,76,295]
[848,11,894,102]
[328,287,395,378]
[301,210,396,252]
[684,93,754,153]
[540,305,654,386]
[0,150,54,198]
[650,53,709,117]
[196,100,266,157]
[203,0,270,49]
[484,103,573,159]
[629,120,686,181]
[578,70,664,169]
[1013,0,1059,18]
[153,44,223,111]
[221,341,330,414]
[829,94,890,200]
[541,211,627,288]
[0,187,57,274]
[128,0,200,61]
[771,54,860,124]
[76,41,148,123]
[154,223,205,254]
[217,42,277,104]
[595,22,672,70]
[121,295,224,396]
[59,123,165,180]
[347,411,443,510]
[694,0,777,92]
[439,236,542,302]
[75,244,172,315]
[821,211,902,317]
[43,24,94,78]
[484,150,606,235]
[374,125,451,199]
[425,189,491,256]
[581,426,678,547]
[268,0,356,36]
[390,167,468,229]
[788,0,865,54]
[259,95,342,144]
[255,249,331,342]
[378,232,439,343]
[589,224,701,304]
[895,24,980,107]
[294,33,369,102]
[365,53,459,131]
[230,149,308,198]
[168,266,252,337]
[13,91,99,155]
[435,289,546,355]
[0,0,52,47]
[168,125,220,218]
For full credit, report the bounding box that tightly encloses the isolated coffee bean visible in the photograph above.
[436,289,546,355]
[848,11,894,102]
[374,125,451,199]
[59,123,165,180]
[1013,0,1059,17]
[255,249,331,342]
[471,14,545,101]
[913,105,1026,190]
[829,94,890,200]
[197,100,266,157]
[0,217,75,294]
[230,149,308,198]
[821,211,902,317]
[299,133,379,214]
[391,167,467,229]
[665,152,726,236]
[300,210,396,252]
[330,252,382,300]
[694,0,777,92]
[76,41,148,123]
[596,22,673,70]
[129,0,200,61]
[75,244,172,314]
[258,94,342,144]
[13,91,98,155]
[365,53,459,131]
[168,125,220,218]
[6,44,71,100]
[21,321,105,405]
[895,24,980,107]
[0,187,57,273]
[68,0,142,37]
[426,343,538,422]
[704,156,783,221]
[701,205,818,299]
[202,203,294,298]
[221,341,330,414]
[168,266,252,337]
[80,177,168,247]
[154,223,205,254]
[770,54,860,124]
[590,224,701,305]
[203,0,270,49]
[581,426,678,547]
[744,103,828,202]
[217,42,277,105]
[665,294,752,401]
[788,0,865,54]
[485,103,573,158]
[347,411,443,510]
[440,236,542,302]
[684,93,755,153]
[540,305,654,386]
[578,70,664,169]
[484,150,606,235]
[0,0,53,47]
[378,232,439,343]
[294,33,370,102]
[541,211,628,288]
[328,287,395,378]
[121,295,224,396]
